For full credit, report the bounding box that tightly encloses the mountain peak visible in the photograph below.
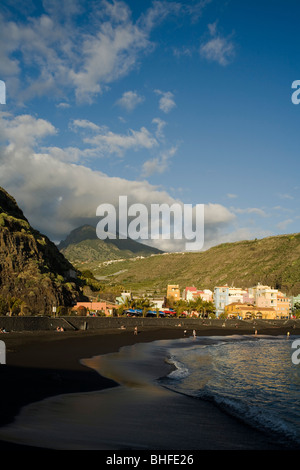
[58,224,98,250]
[58,224,164,267]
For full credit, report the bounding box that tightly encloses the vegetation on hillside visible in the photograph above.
[0,187,86,315]
[1,184,299,317]
[58,224,163,268]
[87,233,300,296]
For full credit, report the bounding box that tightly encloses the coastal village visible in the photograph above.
[72,282,300,320]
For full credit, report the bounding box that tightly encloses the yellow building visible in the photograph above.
[167,284,181,302]
[225,302,277,320]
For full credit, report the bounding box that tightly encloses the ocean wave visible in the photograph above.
[158,335,300,449]
[165,356,190,380]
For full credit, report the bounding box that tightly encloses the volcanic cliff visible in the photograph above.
[0,187,83,315]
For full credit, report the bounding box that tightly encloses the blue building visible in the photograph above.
[214,286,229,317]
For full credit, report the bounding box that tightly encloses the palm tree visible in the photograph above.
[122,296,135,309]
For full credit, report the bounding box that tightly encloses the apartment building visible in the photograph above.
[228,287,248,304]
[214,286,229,316]
[214,286,248,316]
[167,284,181,302]
[251,284,278,309]
[225,303,277,320]
[183,287,213,302]
[275,292,291,318]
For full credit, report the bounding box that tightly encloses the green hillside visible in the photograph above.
[88,233,300,296]
[58,224,163,268]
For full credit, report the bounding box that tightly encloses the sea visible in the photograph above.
[0,333,299,450]
[157,334,300,448]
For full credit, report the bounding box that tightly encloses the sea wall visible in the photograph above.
[0,315,244,332]
[0,315,294,332]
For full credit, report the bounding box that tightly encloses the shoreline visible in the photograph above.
[0,323,299,450]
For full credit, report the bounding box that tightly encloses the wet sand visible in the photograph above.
[0,322,298,450]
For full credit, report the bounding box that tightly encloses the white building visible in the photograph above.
[183,287,213,302]
[228,287,248,304]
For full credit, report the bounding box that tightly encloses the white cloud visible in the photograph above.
[0,113,56,150]
[0,0,209,105]
[71,119,102,133]
[69,21,151,103]
[277,219,293,231]
[0,2,154,104]
[173,46,193,58]
[278,193,294,200]
[200,22,235,66]
[56,102,71,109]
[203,227,273,250]
[0,112,237,250]
[116,90,145,111]
[273,206,294,213]
[231,207,268,217]
[0,1,215,104]
[0,112,173,240]
[205,203,235,226]
[152,117,167,140]
[142,146,177,177]
[200,36,235,66]
[72,119,158,158]
[155,90,176,113]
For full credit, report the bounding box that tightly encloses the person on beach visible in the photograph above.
[134,326,138,335]
[193,329,196,338]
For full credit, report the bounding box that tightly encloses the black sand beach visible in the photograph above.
[0,321,299,450]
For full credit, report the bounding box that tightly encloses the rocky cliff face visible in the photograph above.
[0,187,83,315]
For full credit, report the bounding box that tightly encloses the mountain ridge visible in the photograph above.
[87,232,300,296]
[58,224,164,268]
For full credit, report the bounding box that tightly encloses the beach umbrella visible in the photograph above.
[146,310,157,316]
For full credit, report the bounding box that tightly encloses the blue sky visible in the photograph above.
[0,0,299,251]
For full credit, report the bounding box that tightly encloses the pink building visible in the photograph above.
[183,287,197,300]
[242,292,254,304]
[73,301,117,316]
